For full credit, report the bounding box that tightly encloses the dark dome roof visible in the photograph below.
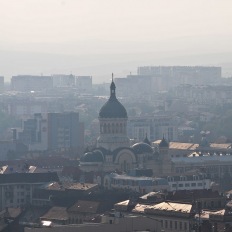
[81,150,104,162]
[143,134,151,145]
[159,137,169,148]
[132,142,153,154]
[99,79,127,119]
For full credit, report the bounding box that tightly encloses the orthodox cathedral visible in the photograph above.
[80,76,232,186]
[80,77,172,177]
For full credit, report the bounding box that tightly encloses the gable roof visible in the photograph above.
[68,201,100,214]
[40,207,68,221]
[0,172,59,184]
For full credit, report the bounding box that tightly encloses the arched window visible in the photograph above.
[120,123,123,133]
[115,123,118,133]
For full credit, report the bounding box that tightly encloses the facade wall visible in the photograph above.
[11,75,53,92]
[0,76,4,92]
[128,116,177,142]
[48,112,84,151]
[76,76,92,93]
[137,66,221,90]
[25,216,161,232]
[52,74,75,87]
[17,113,48,151]
[0,183,42,211]
[168,178,211,191]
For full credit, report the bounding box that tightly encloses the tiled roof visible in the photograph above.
[5,208,22,218]
[172,155,232,164]
[0,172,59,184]
[114,200,129,206]
[153,141,232,150]
[167,189,221,200]
[145,202,192,214]
[68,201,100,214]
[43,182,98,191]
[40,207,68,221]
[132,204,151,214]
[210,143,231,149]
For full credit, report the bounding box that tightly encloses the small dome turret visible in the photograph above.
[81,150,104,162]
[159,137,169,148]
[143,134,151,145]
[132,142,153,154]
[99,74,127,119]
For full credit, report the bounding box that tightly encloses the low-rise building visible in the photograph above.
[0,172,59,211]
[167,174,211,191]
[104,173,169,194]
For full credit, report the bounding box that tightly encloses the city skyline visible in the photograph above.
[0,0,232,82]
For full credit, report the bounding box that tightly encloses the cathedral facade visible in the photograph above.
[80,78,171,177]
[80,78,232,190]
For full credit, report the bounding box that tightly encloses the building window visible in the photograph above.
[211,201,214,208]
[179,222,182,230]
[218,201,221,207]
[175,221,177,229]
[191,183,196,187]
[184,222,187,230]
[170,221,172,229]
[198,183,203,186]
[185,183,190,187]
[165,220,168,229]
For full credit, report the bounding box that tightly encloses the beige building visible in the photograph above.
[25,215,161,232]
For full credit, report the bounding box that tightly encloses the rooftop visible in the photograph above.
[145,201,192,214]
[40,207,68,221]
[68,200,100,214]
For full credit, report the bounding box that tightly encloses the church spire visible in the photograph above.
[110,73,116,98]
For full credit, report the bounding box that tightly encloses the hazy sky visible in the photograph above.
[1,0,232,81]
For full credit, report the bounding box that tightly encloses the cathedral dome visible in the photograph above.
[99,78,127,119]
[159,137,169,148]
[132,142,153,154]
[143,134,151,145]
[81,150,104,162]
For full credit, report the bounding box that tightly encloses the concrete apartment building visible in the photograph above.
[8,100,48,117]
[11,75,53,92]
[17,113,48,151]
[0,76,4,92]
[137,66,221,90]
[52,74,75,88]
[16,112,84,152]
[172,85,232,105]
[76,76,92,93]
[114,74,152,99]
[0,140,28,161]
[0,172,58,211]
[47,112,84,152]
[128,115,178,142]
